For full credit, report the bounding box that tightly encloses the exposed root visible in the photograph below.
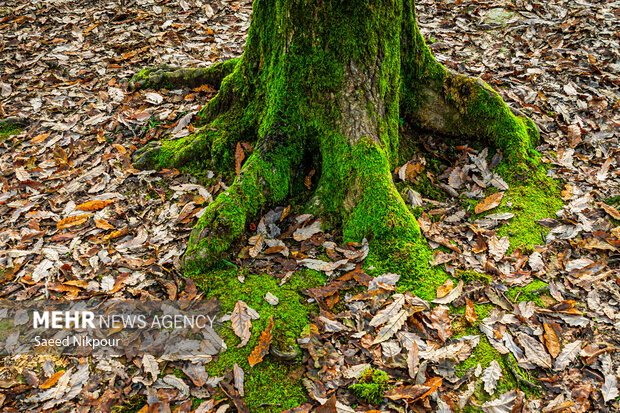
[182,160,265,272]
[128,58,239,91]
[404,67,539,170]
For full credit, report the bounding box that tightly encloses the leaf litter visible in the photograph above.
[0,0,618,411]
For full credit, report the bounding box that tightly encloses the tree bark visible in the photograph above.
[132,0,539,271]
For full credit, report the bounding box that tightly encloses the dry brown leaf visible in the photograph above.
[248,315,273,367]
[30,132,50,144]
[95,219,115,230]
[57,214,92,230]
[304,169,315,190]
[474,192,504,214]
[235,142,245,175]
[543,323,561,358]
[40,370,65,389]
[407,341,419,379]
[231,300,256,347]
[465,298,477,324]
[76,199,114,211]
[599,202,620,220]
[567,124,581,148]
[436,279,454,299]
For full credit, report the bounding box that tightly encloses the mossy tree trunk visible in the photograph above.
[133,0,539,271]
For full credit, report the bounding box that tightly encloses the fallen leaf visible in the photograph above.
[567,124,581,148]
[465,298,477,323]
[601,374,619,403]
[76,199,114,211]
[233,363,245,396]
[482,360,502,395]
[433,280,463,304]
[554,340,582,371]
[57,214,92,230]
[235,142,245,175]
[142,354,159,381]
[542,323,561,358]
[373,309,409,344]
[436,279,454,299]
[481,390,517,412]
[40,370,65,389]
[598,202,620,220]
[231,300,259,347]
[369,294,405,327]
[517,333,552,369]
[248,315,274,367]
[475,192,504,214]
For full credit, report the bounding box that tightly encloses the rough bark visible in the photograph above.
[132,0,539,271]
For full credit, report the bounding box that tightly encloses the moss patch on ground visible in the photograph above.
[452,302,540,403]
[366,238,449,301]
[470,175,562,252]
[505,278,551,307]
[0,121,20,140]
[190,265,326,412]
[349,367,389,405]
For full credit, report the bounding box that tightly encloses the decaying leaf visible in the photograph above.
[481,360,502,395]
[142,354,160,381]
[517,333,552,369]
[231,300,259,347]
[481,390,517,412]
[373,309,409,344]
[474,192,504,215]
[601,374,619,403]
[57,214,92,229]
[234,363,245,396]
[553,340,582,371]
[465,298,477,323]
[369,294,405,327]
[248,315,274,367]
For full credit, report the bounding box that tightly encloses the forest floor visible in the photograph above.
[0,0,618,412]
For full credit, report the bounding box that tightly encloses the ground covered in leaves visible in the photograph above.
[0,0,619,412]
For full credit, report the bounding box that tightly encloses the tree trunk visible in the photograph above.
[133,0,539,271]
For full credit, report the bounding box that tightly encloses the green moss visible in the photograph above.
[473,177,562,252]
[111,395,146,413]
[457,269,492,284]
[505,279,549,306]
[349,368,389,405]
[366,238,447,301]
[189,266,326,412]
[0,121,20,140]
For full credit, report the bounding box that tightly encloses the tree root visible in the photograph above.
[405,67,539,170]
[128,57,239,91]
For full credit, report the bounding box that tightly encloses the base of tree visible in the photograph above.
[130,0,541,272]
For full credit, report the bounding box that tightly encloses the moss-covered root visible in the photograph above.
[182,155,266,271]
[182,126,301,270]
[406,68,539,172]
[128,58,240,91]
[400,0,539,174]
[340,138,421,243]
[132,129,216,170]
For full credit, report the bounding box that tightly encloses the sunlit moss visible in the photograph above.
[189,265,325,411]
[349,367,389,405]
